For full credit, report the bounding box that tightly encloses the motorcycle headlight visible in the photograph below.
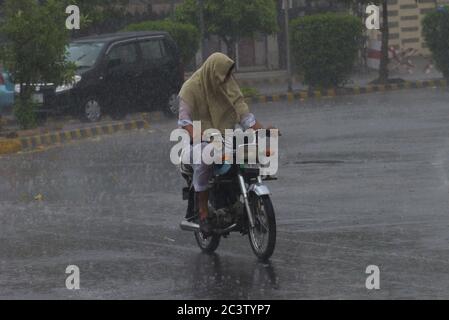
[55,75,82,93]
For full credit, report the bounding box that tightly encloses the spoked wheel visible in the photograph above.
[194,230,221,254]
[248,195,276,261]
[81,97,102,123]
[194,212,221,254]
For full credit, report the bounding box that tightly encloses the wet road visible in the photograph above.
[1,88,449,299]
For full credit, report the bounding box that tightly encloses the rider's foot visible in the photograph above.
[199,218,213,236]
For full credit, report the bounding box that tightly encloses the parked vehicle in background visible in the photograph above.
[0,68,14,115]
[18,31,184,122]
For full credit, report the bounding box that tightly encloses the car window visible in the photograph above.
[140,39,166,61]
[108,42,138,65]
[162,39,177,59]
[67,42,105,68]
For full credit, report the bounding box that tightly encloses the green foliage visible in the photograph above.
[241,87,259,97]
[174,0,278,57]
[13,98,37,130]
[67,0,128,33]
[1,0,75,89]
[124,20,200,65]
[422,6,449,80]
[290,13,362,89]
[0,0,75,128]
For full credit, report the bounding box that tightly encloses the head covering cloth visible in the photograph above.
[179,52,250,133]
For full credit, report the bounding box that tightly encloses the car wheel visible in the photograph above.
[81,98,102,123]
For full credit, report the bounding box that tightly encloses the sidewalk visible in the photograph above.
[0,112,150,138]
[0,57,446,138]
[0,113,150,155]
[235,56,444,95]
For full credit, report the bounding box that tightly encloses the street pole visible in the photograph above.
[283,0,293,92]
[198,0,206,64]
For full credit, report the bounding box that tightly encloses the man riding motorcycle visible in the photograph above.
[177,52,274,235]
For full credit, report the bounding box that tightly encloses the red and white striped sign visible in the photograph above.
[367,39,382,70]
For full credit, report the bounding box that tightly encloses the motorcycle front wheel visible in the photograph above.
[248,195,277,261]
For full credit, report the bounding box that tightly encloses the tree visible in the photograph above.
[422,6,449,80]
[377,0,389,83]
[290,13,362,88]
[174,0,278,60]
[0,0,75,128]
[67,0,129,37]
[343,0,389,83]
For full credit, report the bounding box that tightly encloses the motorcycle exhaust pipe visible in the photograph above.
[180,220,200,232]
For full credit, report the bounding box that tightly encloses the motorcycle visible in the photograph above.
[179,130,278,261]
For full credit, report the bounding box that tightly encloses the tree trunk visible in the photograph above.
[277,0,286,69]
[223,37,236,61]
[378,0,389,84]
[227,44,236,61]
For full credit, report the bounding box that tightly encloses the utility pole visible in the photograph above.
[198,0,206,63]
[283,0,293,92]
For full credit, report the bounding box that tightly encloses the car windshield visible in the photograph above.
[67,42,105,68]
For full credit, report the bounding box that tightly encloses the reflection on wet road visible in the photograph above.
[1,88,449,299]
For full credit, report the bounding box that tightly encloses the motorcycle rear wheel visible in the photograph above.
[248,195,276,261]
[194,231,221,254]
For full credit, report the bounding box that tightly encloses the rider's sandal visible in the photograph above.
[199,218,213,236]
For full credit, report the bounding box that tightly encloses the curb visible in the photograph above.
[0,139,22,155]
[244,79,448,104]
[0,119,149,156]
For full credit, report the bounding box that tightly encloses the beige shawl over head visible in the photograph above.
[179,52,250,133]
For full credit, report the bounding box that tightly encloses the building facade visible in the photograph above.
[125,0,347,71]
[83,0,449,70]
[199,0,347,71]
[367,0,448,56]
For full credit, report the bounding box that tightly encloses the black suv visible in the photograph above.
[32,31,184,121]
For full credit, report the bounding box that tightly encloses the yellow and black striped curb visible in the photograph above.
[244,79,448,104]
[0,119,149,156]
[0,139,22,155]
